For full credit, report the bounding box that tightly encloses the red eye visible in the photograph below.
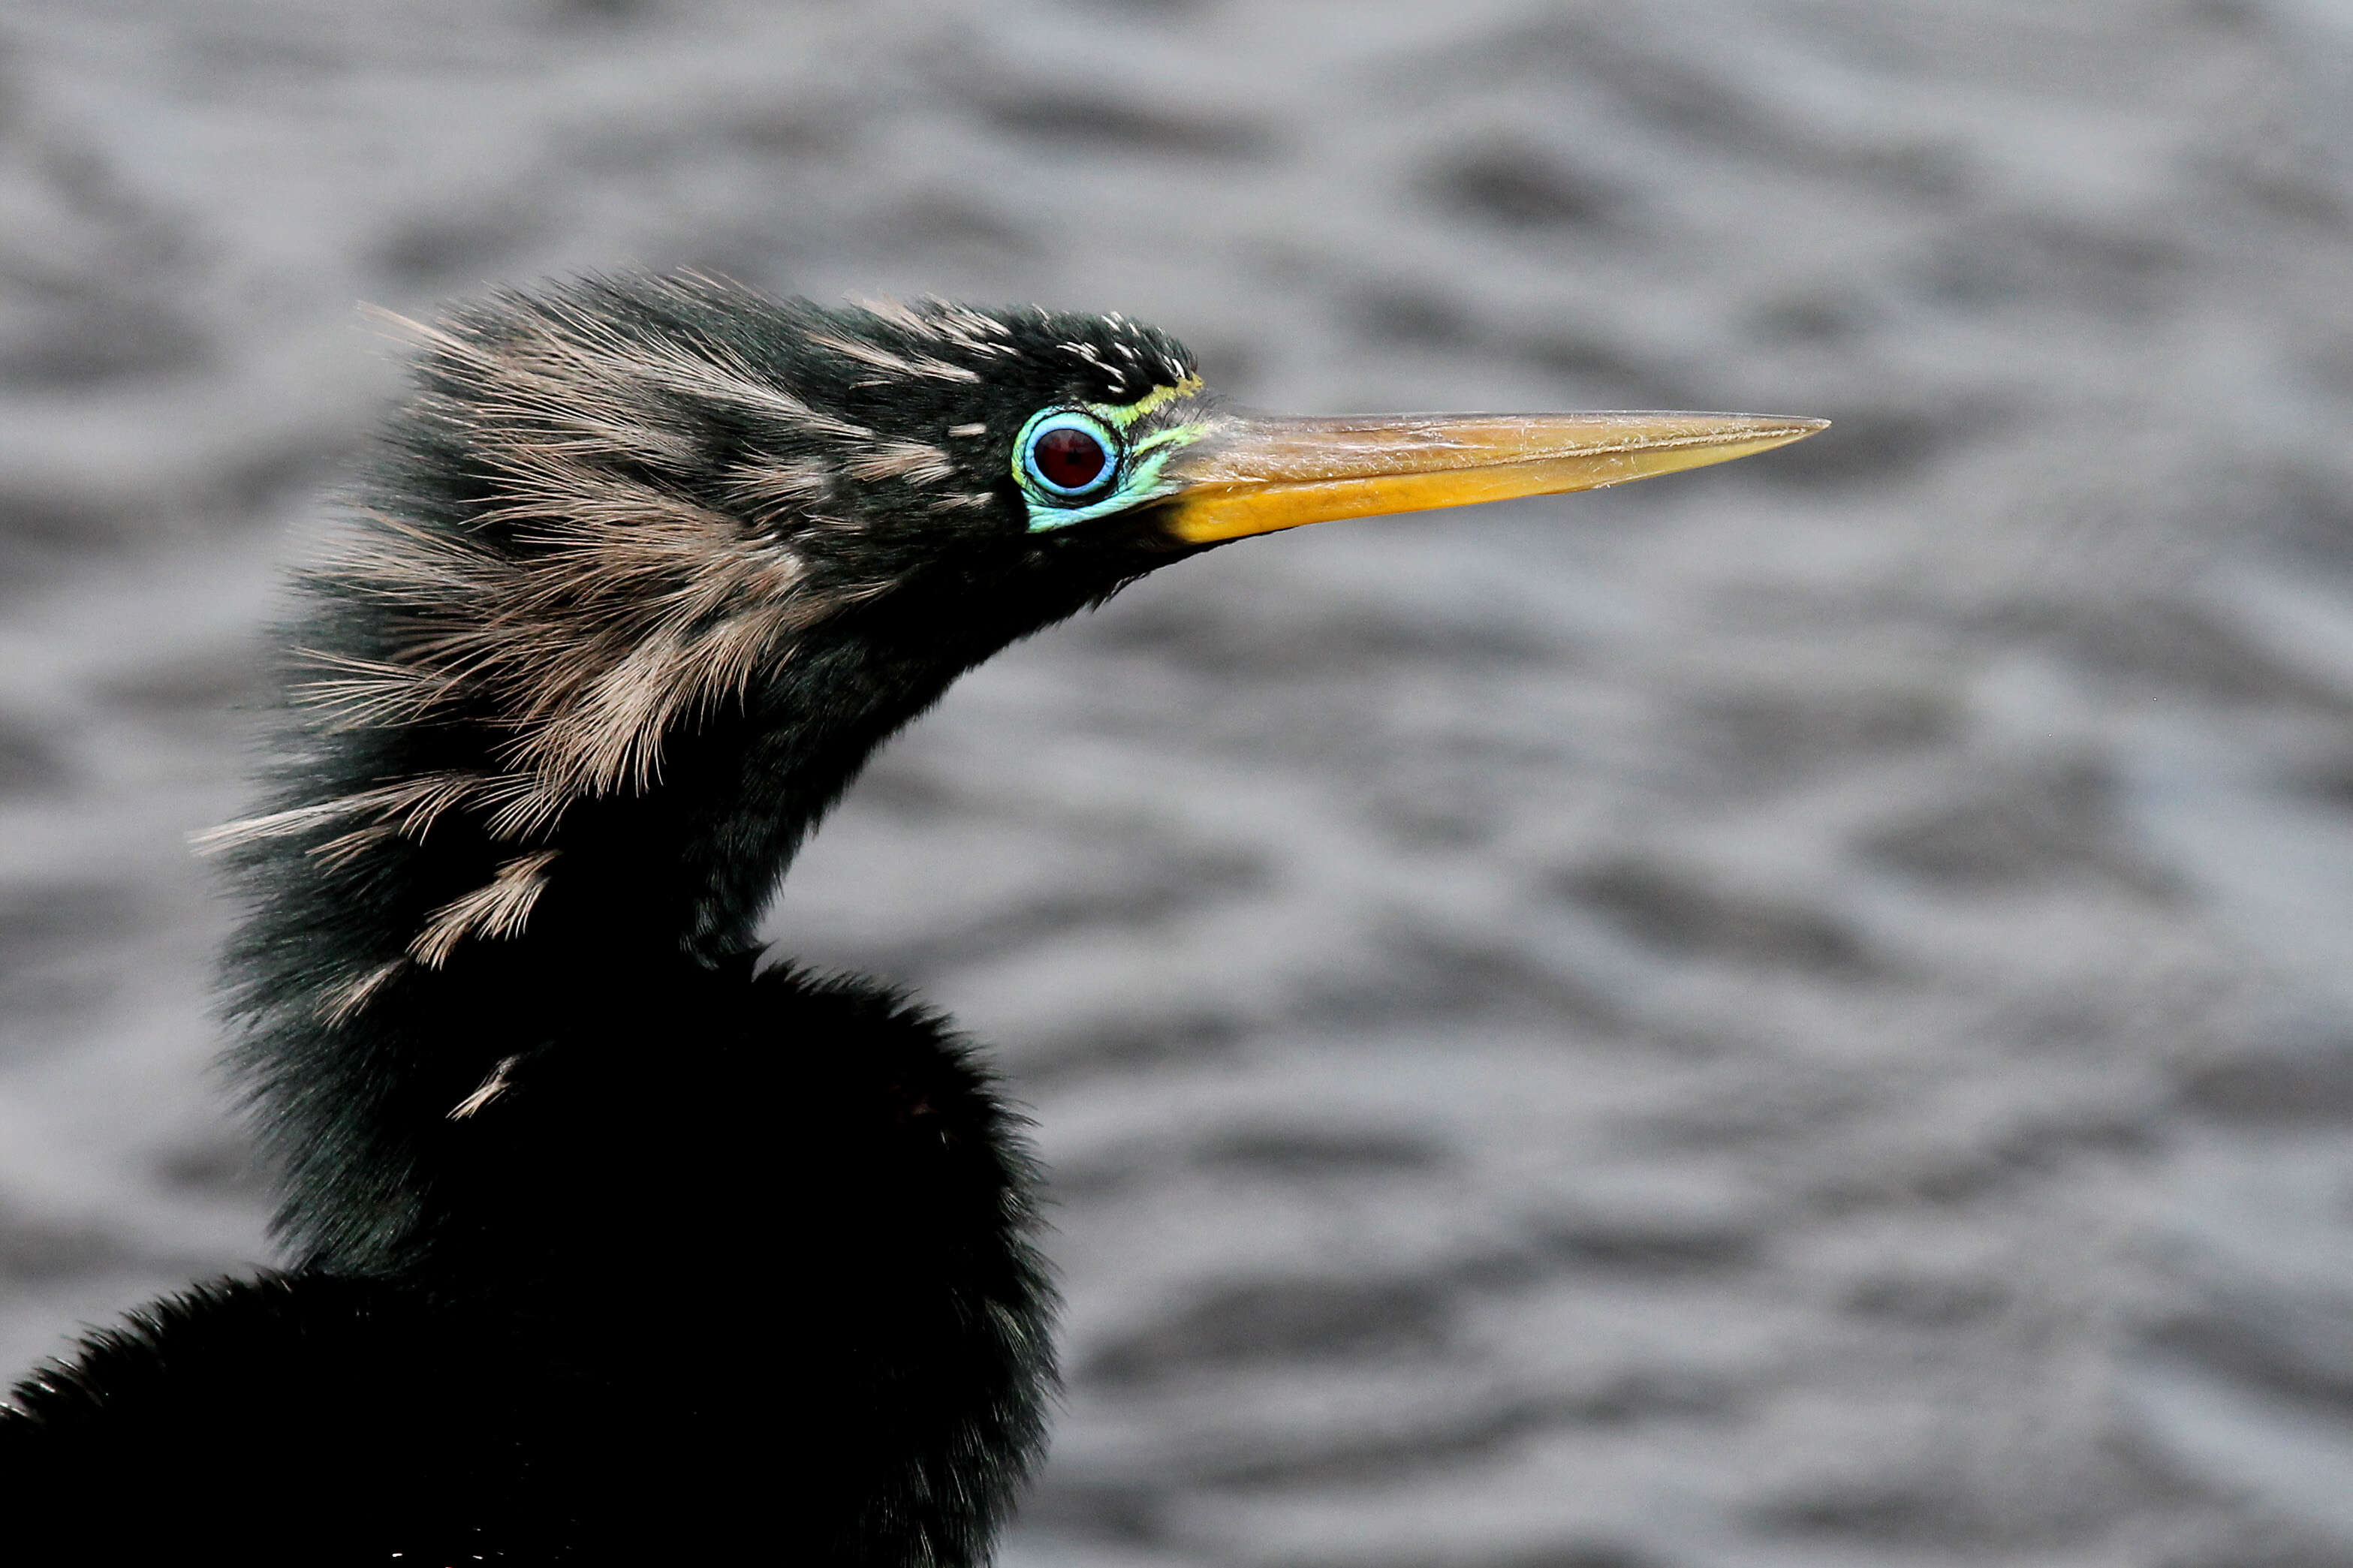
[1032,426,1108,492]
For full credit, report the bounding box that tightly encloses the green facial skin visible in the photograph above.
[1014,381,1214,534]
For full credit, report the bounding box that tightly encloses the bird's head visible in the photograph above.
[315,275,1816,826]
[227,273,1819,968]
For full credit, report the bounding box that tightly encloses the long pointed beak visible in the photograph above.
[1149,411,1827,545]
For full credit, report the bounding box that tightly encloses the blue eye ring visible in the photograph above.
[1017,408,1121,502]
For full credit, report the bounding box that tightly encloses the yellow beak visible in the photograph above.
[1150,411,1827,545]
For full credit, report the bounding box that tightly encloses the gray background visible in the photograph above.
[5,2,2353,1563]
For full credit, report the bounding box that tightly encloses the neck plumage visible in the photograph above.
[213,590,1007,1270]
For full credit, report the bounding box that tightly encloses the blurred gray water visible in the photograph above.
[7,2,2353,1563]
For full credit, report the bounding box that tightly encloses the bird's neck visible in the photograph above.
[225,604,1006,1269]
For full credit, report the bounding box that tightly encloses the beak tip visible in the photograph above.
[1737,414,1830,454]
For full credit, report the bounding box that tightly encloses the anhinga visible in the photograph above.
[0,275,1819,1563]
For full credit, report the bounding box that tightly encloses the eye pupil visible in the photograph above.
[1033,426,1108,491]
